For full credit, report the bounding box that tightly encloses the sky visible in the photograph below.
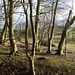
[56,0,75,27]
[23,0,75,27]
[33,0,75,12]
[28,0,75,27]
[0,0,75,28]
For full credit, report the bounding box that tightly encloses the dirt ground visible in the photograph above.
[0,42,75,63]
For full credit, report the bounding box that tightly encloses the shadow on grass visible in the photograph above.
[0,51,9,55]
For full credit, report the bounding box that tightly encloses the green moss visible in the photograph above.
[35,56,75,75]
[0,51,75,75]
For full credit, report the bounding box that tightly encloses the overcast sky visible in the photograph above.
[0,0,75,28]
[8,0,75,28]
[32,0,75,27]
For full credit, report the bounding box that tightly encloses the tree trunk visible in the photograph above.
[56,29,67,55]
[22,0,35,75]
[22,0,29,57]
[29,0,35,56]
[56,10,75,55]
[0,0,8,45]
[22,0,29,50]
[29,0,35,74]
[38,15,46,47]
[35,0,41,51]
[47,39,51,53]
[46,0,58,53]
[0,23,7,44]
[47,2,54,53]
[29,58,35,75]
[9,0,17,55]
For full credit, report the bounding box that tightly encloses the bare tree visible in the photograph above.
[35,0,41,51]
[21,0,29,50]
[46,0,59,53]
[28,0,36,74]
[56,10,75,55]
[0,0,9,45]
[9,0,17,55]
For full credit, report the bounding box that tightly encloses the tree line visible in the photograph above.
[0,0,75,75]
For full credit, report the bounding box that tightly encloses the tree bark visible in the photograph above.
[0,0,8,45]
[9,0,17,55]
[22,0,29,51]
[35,0,41,51]
[0,23,7,44]
[28,0,36,74]
[46,0,58,53]
[22,0,35,74]
[29,58,35,75]
[29,0,35,56]
[56,10,75,55]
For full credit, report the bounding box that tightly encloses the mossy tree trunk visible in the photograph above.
[22,1,34,74]
[0,0,8,45]
[46,0,59,53]
[56,10,75,55]
[29,0,36,74]
[35,0,41,51]
[9,0,17,55]
[47,2,54,53]
[0,23,7,44]
[22,0,36,74]
[29,57,35,75]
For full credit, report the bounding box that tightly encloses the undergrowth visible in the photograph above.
[0,51,75,75]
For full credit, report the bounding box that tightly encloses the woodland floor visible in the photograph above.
[0,40,75,62]
[0,40,75,75]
